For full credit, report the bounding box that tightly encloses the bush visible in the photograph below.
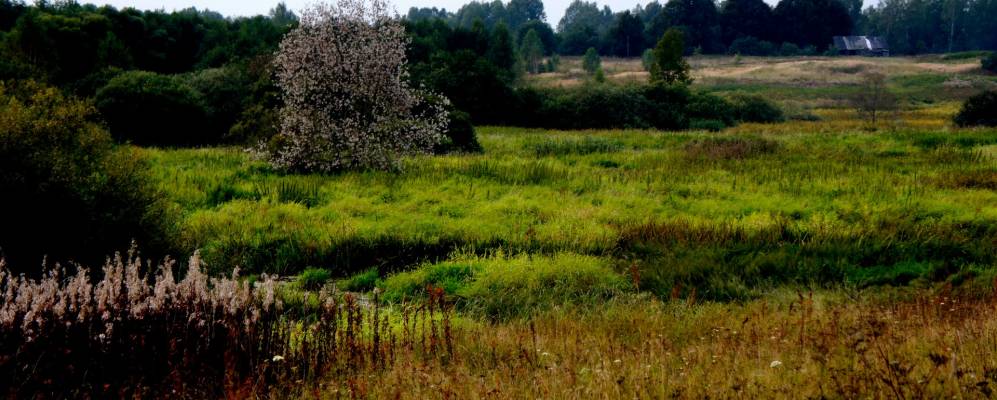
[505,84,739,131]
[954,90,997,127]
[186,66,251,141]
[687,91,736,127]
[689,119,727,132]
[728,94,785,123]
[338,267,381,292]
[0,81,174,271]
[983,52,997,73]
[642,83,693,130]
[296,267,332,291]
[95,71,210,146]
[779,42,801,56]
[380,254,628,319]
[525,84,653,129]
[728,36,776,56]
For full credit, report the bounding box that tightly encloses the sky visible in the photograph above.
[93,0,843,29]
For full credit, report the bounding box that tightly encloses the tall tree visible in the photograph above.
[269,0,448,172]
[520,28,544,73]
[605,10,644,57]
[557,0,604,54]
[773,0,852,51]
[506,0,546,29]
[719,0,774,45]
[582,46,601,74]
[650,28,692,85]
[516,19,556,55]
[655,0,722,53]
[487,21,516,71]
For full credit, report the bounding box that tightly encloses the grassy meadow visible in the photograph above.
[148,102,997,303]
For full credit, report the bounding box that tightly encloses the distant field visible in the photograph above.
[534,54,994,88]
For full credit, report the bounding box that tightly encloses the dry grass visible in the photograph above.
[530,55,989,88]
[307,289,997,399]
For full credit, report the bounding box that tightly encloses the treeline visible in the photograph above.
[0,1,296,145]
[410,0,997,56]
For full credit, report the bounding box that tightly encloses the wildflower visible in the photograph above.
[770,360,783,368]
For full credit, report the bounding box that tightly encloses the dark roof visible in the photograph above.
[833,36,889,51]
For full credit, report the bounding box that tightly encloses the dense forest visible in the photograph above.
[0,0,993,141]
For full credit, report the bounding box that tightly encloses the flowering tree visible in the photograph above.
[266,0,448,172]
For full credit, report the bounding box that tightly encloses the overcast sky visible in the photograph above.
[93,0,853,28]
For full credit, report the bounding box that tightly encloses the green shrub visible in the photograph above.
[380,254,628,319]
[95,71,210,146]
[459,254,628,319]
[779,42,801,56]
[435,110,482,154]
[642,83,693,130]
[689,119,727,132]
[186,66,251,141]
[296,267,332,291]
[687,91,736,127]
[338,267,381,292]
[381,261,480,302]
[0,81,174,271]
[982,52,997,73]
[953,90,997,127]
[728,37,776,56]
[728,94,785,123]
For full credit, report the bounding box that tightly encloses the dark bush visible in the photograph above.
[436,110,483,153]
[498,84,740,131]
[728,94,785,123]
[642,83,693,130]
[953,90,997,127]
[95,71,210,146]
[0,81,175,272]
[689,119,728,132]
[687,91,736,127]
[186,66,251,141]
[728,36,776,56]
[530,84,653,129]
[296,267,332,291]
[983,52,997,73]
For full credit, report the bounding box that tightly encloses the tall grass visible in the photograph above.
[0,250,455,398]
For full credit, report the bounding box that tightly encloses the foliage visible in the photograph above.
[381,254,628,319]
[266,0,448,172]
[728,36,776,55]
[95,71,210,146]
[435,110,483,154]
[338,267,381,292]
[649,28,692,85]
[0,81,173,271]
[520,28,544,74]
[953,90,997,127]
[581,47,600,74]
[983,52,997,73]
[296,267,332,290]
[728,93,785,123]
[185,65,252,141]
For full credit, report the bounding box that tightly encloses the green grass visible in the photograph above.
[143,120,997,303]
